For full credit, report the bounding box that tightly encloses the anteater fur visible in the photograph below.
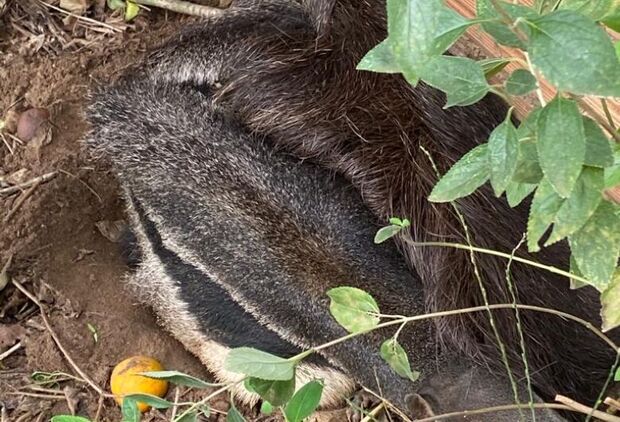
[138,0,618,412]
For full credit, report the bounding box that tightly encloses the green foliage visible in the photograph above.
[527,11,620,97]
[140,370,217,388]
[51,417,92,422]
[379,338,420,382]
[124,1,140,21]
[601,270,620,332]
[357,40,401,74]
[428,144,489,202]
[536,96,585,198]
[247,377,295,406]
[583,118,614,168]
[375,217,410,244]
[121,398,140,422]
[260,401,274,415]
[327,286,380,333]
[479,57,511,78]
[420,56,490,106]
[615,366,620,382]
[527,178,564,252]
[123,393,173,409]
[488,114,519,196]
[505,69,537,96]
[226,406,246,422]
[569,202,620,290]
[477,0,537,48]
[225,348,296,381]
[283,381,324,422]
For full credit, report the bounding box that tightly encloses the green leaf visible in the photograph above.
[488,114,519,196]
[569,201,620,289]
[51,417,92,422]
[537,97,585,198]
[123,394,173,409]
[429,144,489,202]
[514,110,544,184]
[601,269,620,332]
[527,178,565,252]
[419,56,490,107]
[284,381,324,422]
[479,58,511,78]
[616,41,620,61]
[226,407,246,422]
[247,377,295,407]
[387,0,470,83]
[505,69,537,96]
[121,398,140,422]
[225,348,295,381]
[568,255,588,289]
[604,6,620,31]
[374,225,403,244]
[546,166,604,245]
[260,401,274,415]
[616,366,620,382]
[389,217,403,226]
[107,0,125,10]
[140,371,217,388]
[357,39,401,74]
[477,0,537,48]
[327,287,380,333]
[506,181,537,207]
[528,10,620,97]
[583,118,614,168]
[605,146,620,188]
[124,0,139,21]
[379,338,420,382]
[558,0,614,21]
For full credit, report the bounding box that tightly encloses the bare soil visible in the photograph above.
[0,9,269,422]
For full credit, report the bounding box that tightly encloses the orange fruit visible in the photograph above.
[110,356,168,412]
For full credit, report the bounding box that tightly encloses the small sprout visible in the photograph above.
[140,370,218,388]
[86,323,98,344]
[375,217,411,244]
[50,417,92,422]
[260,401,274,415]
[124,1,140,21]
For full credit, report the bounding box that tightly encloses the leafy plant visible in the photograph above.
[358,0,620,329]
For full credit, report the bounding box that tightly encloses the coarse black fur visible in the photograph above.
[86,76,567,420]
[136,0,618,413]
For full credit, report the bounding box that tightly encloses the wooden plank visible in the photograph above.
[445,0,619,126]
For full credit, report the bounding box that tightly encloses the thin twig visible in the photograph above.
[601,99,617,131]
[556,395,620,422]
[414,402,573,422]
[37,1,123,32]
[170,387,180,421]
[4,180,41,223]
[571,95,620,142]
[94,394,105,422]
[361,402,385,422]
[605,397,620,412]
[6,392,65,401]
[0,171,57,196]
[132,0,226,17]
[0,342,22,361]
[11,279,107,396]
[58,169,102,203]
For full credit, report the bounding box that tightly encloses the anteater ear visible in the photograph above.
[406,393,436,419]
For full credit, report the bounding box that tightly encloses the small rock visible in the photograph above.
[16,108,50,142]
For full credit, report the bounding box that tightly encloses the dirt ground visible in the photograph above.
[0,5,282,421]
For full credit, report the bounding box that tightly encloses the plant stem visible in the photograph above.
[505,235,536,422]
[173,380,243,422]
[601,98,617,131]
[404,239,592,286]
[585,350,620,422]
[570,95,620,142]
[525,52,546,106]
[489,0,529,43]
[131,0,226,17]
[306,303,616,361]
